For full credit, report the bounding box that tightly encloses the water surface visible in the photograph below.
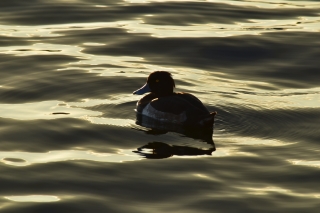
[0,0,320,212]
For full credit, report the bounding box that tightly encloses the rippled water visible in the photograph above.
[1,0,320,212]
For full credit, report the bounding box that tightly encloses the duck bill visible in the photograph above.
[133,83,151,95]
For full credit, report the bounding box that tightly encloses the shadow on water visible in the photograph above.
[133,113,215,159]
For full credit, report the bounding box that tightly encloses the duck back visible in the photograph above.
[137,92,214,127]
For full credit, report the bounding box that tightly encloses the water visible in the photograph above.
[0,0,320,212]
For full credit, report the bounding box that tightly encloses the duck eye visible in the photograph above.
[155,79,159,83]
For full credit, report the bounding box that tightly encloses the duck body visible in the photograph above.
[133,71,216,128]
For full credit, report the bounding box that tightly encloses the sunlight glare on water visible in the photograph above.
[1,149,140,166]
[5,195,60,203]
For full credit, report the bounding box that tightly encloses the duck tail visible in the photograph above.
[210,111,217,116]
[199,111,217,126]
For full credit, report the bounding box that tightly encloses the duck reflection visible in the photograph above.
[134,141,215,159]
[133,114,215,159]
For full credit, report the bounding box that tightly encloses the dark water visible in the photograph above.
[1,0,320,212]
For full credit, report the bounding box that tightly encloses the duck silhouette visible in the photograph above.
[133,71,216,128]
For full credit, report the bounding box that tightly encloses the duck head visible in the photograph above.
[133,71,175,97]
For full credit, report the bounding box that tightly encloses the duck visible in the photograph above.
[133,71,216,128]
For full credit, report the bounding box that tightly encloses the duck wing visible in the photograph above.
[148,94,214,126]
